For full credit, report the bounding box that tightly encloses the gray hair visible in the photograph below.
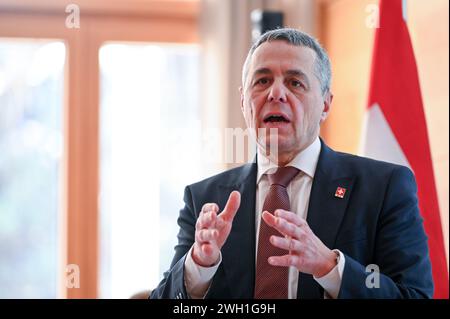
[242,28,332,95]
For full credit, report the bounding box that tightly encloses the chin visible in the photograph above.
[257,135,294,156]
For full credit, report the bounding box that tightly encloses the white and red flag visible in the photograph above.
[362,0,448,298]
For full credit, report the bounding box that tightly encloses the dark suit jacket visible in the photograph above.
[151,140,433,299]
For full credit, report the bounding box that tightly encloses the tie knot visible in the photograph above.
[267,166,300,188]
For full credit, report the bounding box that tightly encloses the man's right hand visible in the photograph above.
[192,191,241,267]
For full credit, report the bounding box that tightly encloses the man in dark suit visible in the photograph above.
[150,28,433,299]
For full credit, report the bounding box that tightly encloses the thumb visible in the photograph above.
[220,191,241,222]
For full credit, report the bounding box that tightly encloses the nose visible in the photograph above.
[268,80,287,103]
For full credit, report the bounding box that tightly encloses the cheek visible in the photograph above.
[287,96,304,125]
[242,97,256,127]
[249,93,266,120]
[294,94,320,113]
[288,96,321,132]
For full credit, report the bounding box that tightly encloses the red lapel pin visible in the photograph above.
[335,187,346,198]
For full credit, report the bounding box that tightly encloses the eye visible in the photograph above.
[255,77,270,86]
[290,79,304,88]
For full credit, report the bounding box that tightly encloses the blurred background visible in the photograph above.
[0,0,447,298]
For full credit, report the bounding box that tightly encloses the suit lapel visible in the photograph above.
[219,162,257,298]
[298,140,355,299]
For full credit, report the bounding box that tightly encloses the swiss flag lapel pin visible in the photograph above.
[335,187,346,199]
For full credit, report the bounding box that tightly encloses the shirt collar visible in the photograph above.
[256,136,321,183]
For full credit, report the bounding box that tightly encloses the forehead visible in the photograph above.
[250,40,316,75]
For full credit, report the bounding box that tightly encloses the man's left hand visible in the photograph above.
[261,209,337,278]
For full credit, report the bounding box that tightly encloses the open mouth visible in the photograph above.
[263,114,290,123]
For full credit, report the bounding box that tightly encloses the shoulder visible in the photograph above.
[325,145,414,183]
[181,163,256,211]
[318,141,417,195]
[187,163,256,191]
[334,153,418,203]
[337,150,410,172]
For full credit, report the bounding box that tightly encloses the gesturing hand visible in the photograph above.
[192,191,241,267]
[262,209,337,278]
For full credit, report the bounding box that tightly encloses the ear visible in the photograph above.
[319,92,333,124]
[239,86,244,112]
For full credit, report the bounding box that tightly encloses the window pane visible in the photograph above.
[0,39,65,298]
[99,43,202,298]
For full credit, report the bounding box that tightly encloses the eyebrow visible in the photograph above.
[285,69,308,78]
[285,69,310,87]
[252,68,310,87]
[252,68,272,77]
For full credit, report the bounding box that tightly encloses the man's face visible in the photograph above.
[240,40,332,161]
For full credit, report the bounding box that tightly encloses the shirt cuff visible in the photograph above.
[313,249,345,299]
[184,245,222,299]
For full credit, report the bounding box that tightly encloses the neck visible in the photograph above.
[272,152,298,166]
[258,138,317,166]
[258,147,300,167]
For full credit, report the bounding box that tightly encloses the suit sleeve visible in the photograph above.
[338,166,434,298]
[150,186,197,299]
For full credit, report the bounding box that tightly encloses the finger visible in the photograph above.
[262,211,301,239]
[196,230,209,244]
[196,210,217,229]
[261,211,276,227]
[270,235,303,252]
[196,229,219,243]
[268,254,300,268]
[215,216,225,229]
[201,203,219,213]
[274,209,307,227]
[197,203,219,229]
[220,191,241,222]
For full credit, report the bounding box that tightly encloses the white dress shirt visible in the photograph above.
[184,137,345,299]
